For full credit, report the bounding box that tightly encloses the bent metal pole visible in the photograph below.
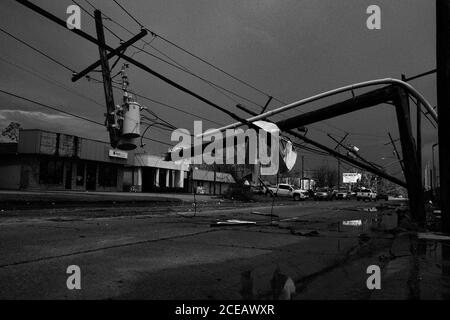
[199,78,437,139]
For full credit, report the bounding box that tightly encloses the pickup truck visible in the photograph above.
[266,184,294,197]
[356,189,377,201]
[266,184,308,201]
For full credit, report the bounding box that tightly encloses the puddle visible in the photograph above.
[339,212,398,233]
[362,207,378,212]
[415,239,450,299]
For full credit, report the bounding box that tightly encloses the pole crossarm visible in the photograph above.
[16,0,251,125]
[72,29,148,82]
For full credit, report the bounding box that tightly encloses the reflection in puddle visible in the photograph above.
[442,241,450,299]
[342,220,362,226]
[362,207,378,212]
[413,239,450,299]
[340,212,398,232]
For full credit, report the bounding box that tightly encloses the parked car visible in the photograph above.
[266,184,295,197]
[356,188,377,201]
[251,185,265,195]
[292,189,309,201]
[314,188,334,201]
[336,189,352,200]
[376,192,389,201]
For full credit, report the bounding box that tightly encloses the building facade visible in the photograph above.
[0,129,238,195]
[123,154,189,192]
[0,129,134,191]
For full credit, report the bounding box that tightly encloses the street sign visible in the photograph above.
[109,149,128,159]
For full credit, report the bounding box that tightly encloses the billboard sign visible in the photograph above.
[343,172,361,183]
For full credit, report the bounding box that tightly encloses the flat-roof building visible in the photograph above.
[0,129,134,191]
[0,129,237,195]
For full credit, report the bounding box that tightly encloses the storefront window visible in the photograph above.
[39,159,63,184]
[76,162,85,186]
[98,164,118,187]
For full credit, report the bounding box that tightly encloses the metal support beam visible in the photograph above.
[288,130,407,188]
[436,0,450,232]
[393,87,425,224]
[72,29,147,82]
[276,86,395,131]
[94,10,119,148]
[235,103,407,188]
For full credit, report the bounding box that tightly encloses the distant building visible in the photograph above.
[188,169,236,195]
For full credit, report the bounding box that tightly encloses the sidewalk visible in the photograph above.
[0,189,215,210]
[372,231,450,299]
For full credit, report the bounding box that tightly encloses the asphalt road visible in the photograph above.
[0,200,401,299]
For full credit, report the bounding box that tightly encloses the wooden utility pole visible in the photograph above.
[333,133,348,191]
[388,132,405,174]
[94,10,119,148]
[436,0,450,233]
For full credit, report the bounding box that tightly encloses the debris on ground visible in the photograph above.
[210,219,257,227]
[251,211,278,217]
[418,232,450,241]
[290,229,320,237]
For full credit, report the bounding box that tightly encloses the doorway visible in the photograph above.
[65,162,72,189]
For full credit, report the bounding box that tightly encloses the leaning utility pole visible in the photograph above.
[436,0,450,232]
[94,10,119,148]
[333,133,349,191]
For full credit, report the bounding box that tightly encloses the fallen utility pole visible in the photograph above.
[16,0,424,222]
[285,130,407,188]
[436,0,450,233]
[235,104,407,188]
[273,85,424,222]
[327,133,382,172]
[333,133,349,191]
[387,132,405,175]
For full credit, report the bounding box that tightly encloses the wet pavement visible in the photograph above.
[0,200,449,299]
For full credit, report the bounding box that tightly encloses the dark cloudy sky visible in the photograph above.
[0,0,438,178]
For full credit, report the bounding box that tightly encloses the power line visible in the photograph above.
[0,88,174,147]
[0,89,102,126]
[1,25,225,128]
[110,0,279,101]
[76,1,266,111]
[0,26,74,73]
[111,0,144,28]
[0,55,104,108]
[85,1,382,140]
